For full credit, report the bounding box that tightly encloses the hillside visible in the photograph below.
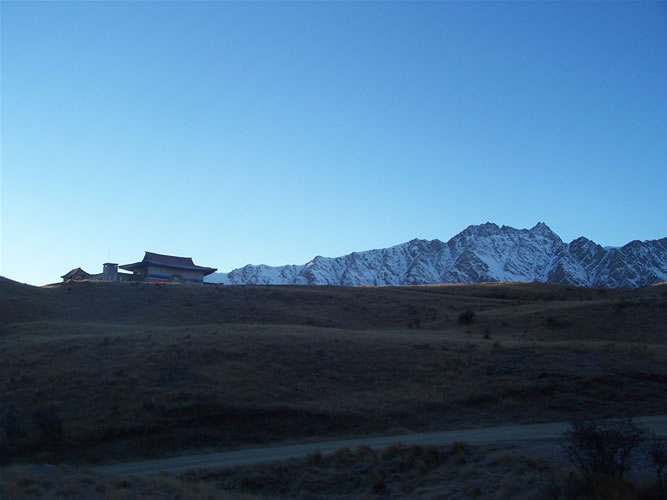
[0,279,666,464]
[208,222,667,288]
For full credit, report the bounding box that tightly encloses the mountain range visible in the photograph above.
[206,223,667,288]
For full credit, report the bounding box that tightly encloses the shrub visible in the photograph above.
[32,406,63,445]
[650,439,666,494]
[379,443,404,461]
[422,445,441,466]
[333,446,355,465]
[562,417,648,479]
[372,475,385,493]
[447,441,468,465]
[355,444,373,458]
[458,310,475,325]
[547,314,569,328]
[307,450,323,465]
[1,407,26,439]
[544,471,640,500]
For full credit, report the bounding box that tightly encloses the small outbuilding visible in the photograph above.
[120,252,217,284]
[61,267,91,281]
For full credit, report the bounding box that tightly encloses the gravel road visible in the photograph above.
[93,415,667,476]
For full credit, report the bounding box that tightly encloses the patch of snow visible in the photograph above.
[208,224,666,289]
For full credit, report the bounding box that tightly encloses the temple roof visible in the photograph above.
[61,267,91,279]
[120,252,217,276]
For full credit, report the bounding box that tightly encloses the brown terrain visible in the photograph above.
[1,277,666,498]
[1,442,564,500]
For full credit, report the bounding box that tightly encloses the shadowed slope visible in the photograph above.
[0,279,665,464]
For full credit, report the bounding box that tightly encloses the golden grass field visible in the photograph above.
[0,277,666,469]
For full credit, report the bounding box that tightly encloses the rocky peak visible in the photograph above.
[208,223,667,288]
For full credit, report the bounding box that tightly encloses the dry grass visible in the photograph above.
[0,278,666,465]
[4,445,665,500]
[0,443,563,499]
[19,441,663,500]
[5,445,666,500]
[0,464,263,500]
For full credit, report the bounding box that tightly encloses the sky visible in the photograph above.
[1,1,666,286]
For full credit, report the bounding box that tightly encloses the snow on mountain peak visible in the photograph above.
[207,223,667,288]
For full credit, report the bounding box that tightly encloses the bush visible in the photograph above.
[563,417,648,479]
[544,471,640,500]
[307,450,323,465]
[422,445,441,466]
[650,439,666,494]
[355,444,373,458]
[547,314,569,328]
[458,310,475,325]
[32,406,63,445]
[372,475,385,493]
[1,407,26,439]
[379,443,404,462]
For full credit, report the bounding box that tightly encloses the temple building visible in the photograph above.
[119,252,217,284]
[61,252,217,284]
[61,267,92,281]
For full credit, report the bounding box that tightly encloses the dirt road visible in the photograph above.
[94,415,667,476]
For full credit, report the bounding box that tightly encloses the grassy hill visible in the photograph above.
[1,278,665,464]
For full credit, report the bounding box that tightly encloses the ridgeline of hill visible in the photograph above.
[0,277,665,464]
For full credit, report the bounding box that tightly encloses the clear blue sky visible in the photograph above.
[2,1,666,285]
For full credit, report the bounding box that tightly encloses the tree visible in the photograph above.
[562,417,648,479]
[651,439,666,497]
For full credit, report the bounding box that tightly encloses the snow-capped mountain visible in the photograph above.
[207,223,667,288]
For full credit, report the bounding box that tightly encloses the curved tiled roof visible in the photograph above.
[143,252,195,267]
[120,252,217,276]
[61,267,90,279]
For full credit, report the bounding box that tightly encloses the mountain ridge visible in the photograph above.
[207,223,667,288]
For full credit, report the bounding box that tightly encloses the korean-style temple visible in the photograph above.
[61,252,217,284]
[119,252,217,284]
